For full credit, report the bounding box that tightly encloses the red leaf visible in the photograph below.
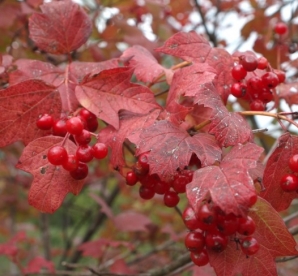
[121,45,168,83]
[109,259,135,274]
[187,143,263,216]
[29,1,92,54]
[98,110,160,171]
[76,67,161,129]
[24,256,55,273]
[137,120,221,181]
[208,198,298,276]
[261,133,298,211]
[0,232,27,259]
[0,80,61,147]
[155,31,234,102]
[113,211,153,232]
[16,136,85,213]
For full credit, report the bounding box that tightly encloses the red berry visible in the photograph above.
[36,114,53,130]
[280,174,298,192]
[62,154,79,171]
[190,250,209,267]
[216,213,239,236]
[240,55,258,72]
[274,70,286,83]
[182,206,201,231]
[76,145,94,163]
[75,129,91,145]
[247,76,262,91]
[237,216,256,236]
[66,117,84,135]
[261,72,279,88]
[240,236,260,256]
[164,190,180,207]
[52,119,67,137]
[230,82,246,98]
[172,170,193,193]
[47,146,68,166]
[70,162,88,180]
[185,231,205,252]
[79,108,97,122]
[138,152,150,171]
[93,143,108,159]
[250,100,265,111]
[86,119,98,132]
[126,171,138,186]
[257,57,268,70]
[289,154,298,173]
[259,90,273,103]
[274,22,288,35]
[231,64,247,80]
[248,193,258,207]
[197,204,216,226]
[205,232,228,252]
[154,179,170,195]
[139,185,155,200]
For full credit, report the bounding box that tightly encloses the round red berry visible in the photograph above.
[36,114,53,130]
[79,108,97,122]
[66,117,84,135]
[261,72,279,88]
[280,174,298,192]
[172,170,193,193]
[231,82,246,98]
[62,154,79,171]
[93,143,108,159]
[126,171,138,186]
[154,179,170,195]
[164,190,180,207]
[289,154,298,172]
[274,22,288,35]
[52,119,67,137]
[139,185,155,200]
[216,213,239,236]
[182,206,201,231]
[240,55,258,72]
[197,204,216,226]
[237,216,256,236]
[70,162,88,180]
[138,152,150,171]
[75,129,91,145]
[205,232,228,252]
[240,236,260,256]
[231,64,247,80]
[76,145,94,163]
[185,231,205,252]
[274,70,286,83]
[250,100,265,111]
[190,250,209,267]
[47,145,68,166]
[257,57,268,70]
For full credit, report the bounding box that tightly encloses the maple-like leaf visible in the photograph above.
[23,256,55,274]
[0,80,61,147]
[120,45,168,83]
[260,133,298,211]
[98,110,160,171]
[16,136,85,213]
[186,143,263,216]
[137,120,222,181]
[208,198,298,276]
[29,1,92,54]
[75,67,161,129]
[155,31,234,102]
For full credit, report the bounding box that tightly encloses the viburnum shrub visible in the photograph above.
[0,1,298,275]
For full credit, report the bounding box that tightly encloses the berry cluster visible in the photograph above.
[125,152,194,207]
[230,53,285,111]
[36,108,108,180]
[182,203,259,267]
[280,154,298,192]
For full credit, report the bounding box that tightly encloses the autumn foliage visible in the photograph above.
[1,0,298,275]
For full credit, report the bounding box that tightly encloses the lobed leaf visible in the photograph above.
[24,256,55,274]
[29,1,92,54]
[16,136,85,213]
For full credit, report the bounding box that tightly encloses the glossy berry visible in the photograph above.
[259,90,273,103]
[76,145,94,163]
[261,72,279,88]
[185,231,205,252]
[47,146,68,166]
[205,232,228,252]
[154,179,170,195]
[190,250,209,267]
[289,154,298,173]
[274,22,288,35]
[197,204,216,226]
[237,216,256,236]
[257,57,268,70]
[240,55,258,72]
[247,76,262,91]
[280,174,298,192]
[36,114,53,130]
[79,108,97,122]
[182,206,201,231]
[138,152,150,171]
[216,213,239,236]
[70,162,88,180]
[274,70,286,83]
[240,237,260,256]
[52,119,67,137]
[139,185,155,200]
[231,64,247,80]
[250,100,265,111]
[230,82,246,98]
[62,154,79,171]
[164,190,180,207]
[125,171,138,186]
[75,129,91,145]
[172,170,193,193]
[93,143,108,159]
[86,119,98,132]
[66,117,84,135]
